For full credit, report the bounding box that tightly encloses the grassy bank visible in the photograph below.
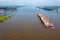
[0,14,14,23]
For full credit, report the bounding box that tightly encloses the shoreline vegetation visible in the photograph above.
[0,6,20,11]
[0,14,14,23]
[37,6,60,12]
[0,6,19,23]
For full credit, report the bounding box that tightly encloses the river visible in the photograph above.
[0,6,60,40]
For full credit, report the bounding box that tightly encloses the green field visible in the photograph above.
[0,14,14,23]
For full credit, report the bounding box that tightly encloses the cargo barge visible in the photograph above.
[38,13,54,28]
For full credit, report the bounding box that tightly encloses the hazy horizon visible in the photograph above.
[0,0,60,6]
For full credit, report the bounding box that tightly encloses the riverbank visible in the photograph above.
[0,14,14,23]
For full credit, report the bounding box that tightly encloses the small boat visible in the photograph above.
[38,13,54,29]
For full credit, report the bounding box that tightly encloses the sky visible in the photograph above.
[0,0,60,6]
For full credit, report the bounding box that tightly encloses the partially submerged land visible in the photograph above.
[0,14,14,23]
[0,6,19,11]
[0,6,19,23]
[37,6,60,12]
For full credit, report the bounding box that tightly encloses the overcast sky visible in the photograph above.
[0,0,60,6]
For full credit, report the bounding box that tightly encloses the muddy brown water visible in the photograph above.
[0,7,60,40]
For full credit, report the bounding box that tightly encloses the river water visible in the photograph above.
[0,6,60,40]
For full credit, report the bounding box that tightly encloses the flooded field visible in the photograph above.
[0,6,60,40]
